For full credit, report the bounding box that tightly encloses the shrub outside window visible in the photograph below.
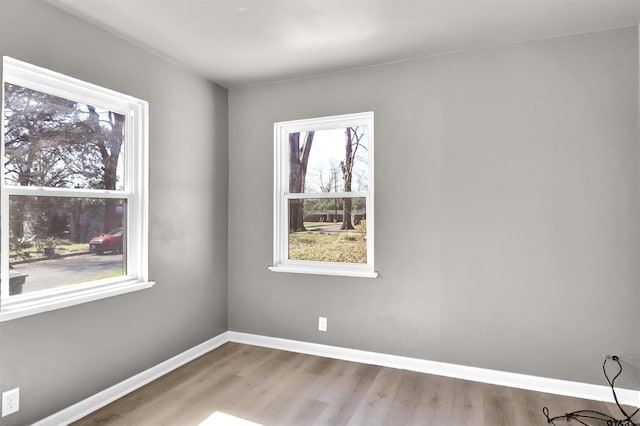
[270,111,377,278]
[0,57,152,321]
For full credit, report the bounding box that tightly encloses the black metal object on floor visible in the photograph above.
[543,356,639,425]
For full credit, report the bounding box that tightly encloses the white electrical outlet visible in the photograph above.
[2,387,19,417]
[318,316,327,332]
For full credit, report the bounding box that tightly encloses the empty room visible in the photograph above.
[1,0,640,425]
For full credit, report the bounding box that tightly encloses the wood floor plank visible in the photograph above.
[345,366,404,426]
[447,379,485,425]
[380,369,424,425]
[481,382,517,426]
[280,398,329,426]
[311,362,381,425]
[73,343,640,426]
[406,373,456,425]
[509,386,547,426]
[248,356,321,424]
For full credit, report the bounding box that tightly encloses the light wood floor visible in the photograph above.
[73,342,634,425]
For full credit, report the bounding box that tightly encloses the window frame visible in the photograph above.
[270,111,377,278]
[0,56,153,322]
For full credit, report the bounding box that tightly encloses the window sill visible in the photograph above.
[269,264,378,278]
[0,279,155,322]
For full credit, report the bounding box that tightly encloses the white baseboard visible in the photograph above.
[228,331,640,408]
[33,332,230,426]
[35,330,640,425]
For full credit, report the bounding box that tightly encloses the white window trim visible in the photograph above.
[0,57,153,322]
[269,111,378,278]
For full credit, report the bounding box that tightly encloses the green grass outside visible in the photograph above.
[10,240,89,260]
[303,222,330,228]
[75,269,124,284]
[289,230,366,263]
[54,242,88,252]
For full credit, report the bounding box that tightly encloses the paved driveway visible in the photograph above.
[11,253,123,294]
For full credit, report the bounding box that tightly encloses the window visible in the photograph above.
[270,112,377,278]
[0,57,152,321]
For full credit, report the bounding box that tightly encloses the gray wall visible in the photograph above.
[0,1,228,424]
[229,27,640,388]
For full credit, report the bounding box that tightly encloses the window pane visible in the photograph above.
[288,197,367,263]
[3,83,125,190]
[6,195,127,296]
[289,126,369,194]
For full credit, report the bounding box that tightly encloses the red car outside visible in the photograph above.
[89,228,124,254]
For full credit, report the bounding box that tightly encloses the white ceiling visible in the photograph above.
[46,0,640,89]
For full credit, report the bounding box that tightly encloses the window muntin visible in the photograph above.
[271,112,377,278]
[0,57,151,320]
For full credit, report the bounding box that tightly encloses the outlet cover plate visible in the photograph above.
[318,316,327,332]
[2,388,19,417]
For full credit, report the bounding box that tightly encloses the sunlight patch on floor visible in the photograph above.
[199,411,264,426]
